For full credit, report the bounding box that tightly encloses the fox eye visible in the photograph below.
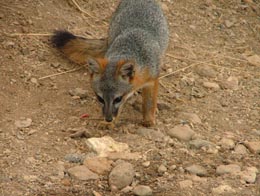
[114,96,123,104]
[96,95,105,104]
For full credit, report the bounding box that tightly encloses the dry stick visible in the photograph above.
[38,67,83,80]
[71,0,95,18]
[10,33,53,36]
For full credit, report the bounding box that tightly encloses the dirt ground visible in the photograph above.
[0,0,260,196]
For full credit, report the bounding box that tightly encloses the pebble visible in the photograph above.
[84,157,113,174]
[109,162,135,190]
[50,62,61,68]
[234,144,248,154]
[216,164,241,175]
[15,118,32,128]
[244,142,260,154]
[196,65,217,78]
[157,101,171,111]
[179,180,193,189]
[64,153,85,163]
[240,167,258,184]
[212,185,235,194]
[178,112,202,124]
[92,191,102,196]
[142,161,151,168]
[30,78,39,85]
[137,128,165,142]
[158,164,168,174]
[219,138,235,150]
[168,125,195,141]
[69,88,88,98]
[202,81,220,91]
[86,136,129,157]
[107,152,142,161]
[189,139,215,149]
[132,185,153,196]
[185,164,208,177]
[225,20,234,28]
[220,76,239,90]
[67,165,99,181]
[246,54,260,66]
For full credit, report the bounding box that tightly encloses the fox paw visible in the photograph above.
[97,121,115,130]
[142,119,155,127]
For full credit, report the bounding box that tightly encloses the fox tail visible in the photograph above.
[51,30,108,65]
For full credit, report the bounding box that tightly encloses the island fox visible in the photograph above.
[52,0,169,126]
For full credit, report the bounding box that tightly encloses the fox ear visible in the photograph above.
[119,62,135,80]
[87,58,107,75]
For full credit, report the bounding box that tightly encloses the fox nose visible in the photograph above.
[105,116,113,122]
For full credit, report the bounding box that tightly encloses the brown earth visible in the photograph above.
[0,0,260,196]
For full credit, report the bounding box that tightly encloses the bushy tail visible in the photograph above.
[51,31,108,65]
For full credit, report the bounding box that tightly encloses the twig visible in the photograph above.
[71,0,95,18]
[159,60,212,80]
[217,55,248,63]
[38,67,83,80]
[10,33,53,36]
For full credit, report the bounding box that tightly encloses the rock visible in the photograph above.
[234,144,248,154]
[121,186,133,193]
[246,55,260,66]
[160,2,169,12]
[240,167,258,184]
[157,101,171,111]
[15,118,32,128]
[225,20,234,28]
[69,88,88,98]
[196,65,217,78]
[216,164,241,175]
[84,157,113,175]
[189,139,215,149]
[86,136,129,157]
[202,82,220,90]
[107,152,142,161]
[244,142,260,154]
[67,165,99,181]
[133,185,153,196]
[185,165,208,177]
[178,113,202,124]
[56,161,65,179]
[137,128,165,141]
[220,76,239,90]
[142,161,151,168]
[158,164,167,174]
[64,153,85,163]
[179,180,193,189]
[50,62,61,68]
[30,78,39,85]
[23,175,38,182]
[109,162,135,190]
[212,185,235,194]
[168,125,195,141]
[219,138,235,150]
[92,191,102,196]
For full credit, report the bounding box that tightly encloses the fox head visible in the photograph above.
[87,58,136,122]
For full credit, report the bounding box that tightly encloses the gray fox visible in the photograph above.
[52,0,169,126]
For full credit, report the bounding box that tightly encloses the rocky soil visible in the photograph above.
[0,0,260,196]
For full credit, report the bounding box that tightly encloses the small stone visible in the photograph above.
[212,185,235,194]
[234,144,248,154]
[240,167,258,184]
[246,54,260,66]
[30,78,39,85]
[23,175,38,182]
[160,2,169,12]
[92,191,102,196]
[189,139,215,149]
[4,41,15,48]
[185,165,208,177]
[84,157,113,175]
[158,164,167,174]
[225,20,234,28]
[168,125,195,141]
[220,76,239,90]
[107,152,142,161]
[169,165,177,170]
[15,118,32,128]
[86,136,129,157]
[133,185,153,196]
[51,62,61,68]
[203,82,220,90]
[196,65,217,78]
[28,129,37,135]
[142,161,151,168]
[69,88,88,98]
[121,186,133,193]
[109,162,135,190]
[67,165,99,181]
[179,180,193,189]
[60,178,71,186]
[64,153,85,163]
[219,138,235,150]
[244,142,260,154]
[157,101,171,111]
[137,128,165,141]
[178,113,202,124]
[216,164,241,175]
